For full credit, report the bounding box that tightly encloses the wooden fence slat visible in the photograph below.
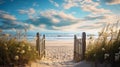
[82,32,86,60]
[74,35,77,61]
[36,33,46,59]
[43,34,45,57]
[36,32,40,56]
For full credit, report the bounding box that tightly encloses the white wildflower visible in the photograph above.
[17,47,20,50]
[21,44,25,47]
[21,50,25,54]
[4,43,7,47]
[115,53,119,56]
[104,53,109,59]
[119,51,120,55]
[14,55,19,60]
[94,54,96,57]
[5,47,8,50]
[17,50,19,53]
[118,47,120,50]
[102,48,105,51]
[28,46,31,51]
[115,53,119,61]
[115,55,119,61]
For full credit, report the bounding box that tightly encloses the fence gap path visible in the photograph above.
[35,32,86,66]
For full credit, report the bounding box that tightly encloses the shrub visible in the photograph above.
[0,36,39,66]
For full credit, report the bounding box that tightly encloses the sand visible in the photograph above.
[30,40,75,67]
[29,40,110,67]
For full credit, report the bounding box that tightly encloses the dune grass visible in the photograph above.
[0,30,39,66]
[85,22,120,65]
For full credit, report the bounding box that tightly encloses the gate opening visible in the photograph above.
[35,32,86,63]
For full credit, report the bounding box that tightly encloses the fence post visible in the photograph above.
[82,32,86,60]
[74,35,77,61]
[43,34,45,57]
[36,32,40,56]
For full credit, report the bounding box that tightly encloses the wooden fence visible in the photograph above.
[36,32,45,59]
[74,32,86,62]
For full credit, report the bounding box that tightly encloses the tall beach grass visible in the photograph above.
[85,21,120,66]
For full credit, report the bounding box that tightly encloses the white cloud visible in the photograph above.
[29,8,35,15]
[81,0,111,14]
[103,14,120,24]
[29,24,47,31]
[29,24,36,30]
[51,18,60,23]
[52,20,104,32]
[2,14,16,20]
[106,0,120,5]
[51,12,120,32]
[0,10,16,20]
[49,0,59,7]
[52,21,85,31]
[33,2,39,7]
[63,0,111,14]
[19,8,35,15]
[63,0,93,9]
[40,9,78,23]
[39,24,46,28]
[19,8,36,19]
[58,12,77,20]
[19,10,28,14]
[63,0,78,9]
[40,9,57,18]
[81,4,111,14]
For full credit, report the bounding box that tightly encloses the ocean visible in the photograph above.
[26,33,83,41]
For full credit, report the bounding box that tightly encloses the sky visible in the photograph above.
[0,0,120,34]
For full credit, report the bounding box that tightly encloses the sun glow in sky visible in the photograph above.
[0,0,120,34]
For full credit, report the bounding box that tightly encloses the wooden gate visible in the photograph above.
[74,32,86,62]
[35,32,86,61]
[36,32,45,59]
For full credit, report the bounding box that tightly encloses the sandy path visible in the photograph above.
[29,40,110,67]
[30,40,76,67]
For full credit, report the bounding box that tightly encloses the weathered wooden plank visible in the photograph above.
[82,32,86,60]
[36,33,46,59]
[36,32,40,56]
[43,34,45,57]
[74,35,77,61]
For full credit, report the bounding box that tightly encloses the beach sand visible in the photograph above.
[29,40,94,67]
[30,40,74,67]
[29,40,111,67]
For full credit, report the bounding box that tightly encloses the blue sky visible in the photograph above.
[0,0,120,34]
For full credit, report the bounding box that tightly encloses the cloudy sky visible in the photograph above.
[0,0,120,34]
